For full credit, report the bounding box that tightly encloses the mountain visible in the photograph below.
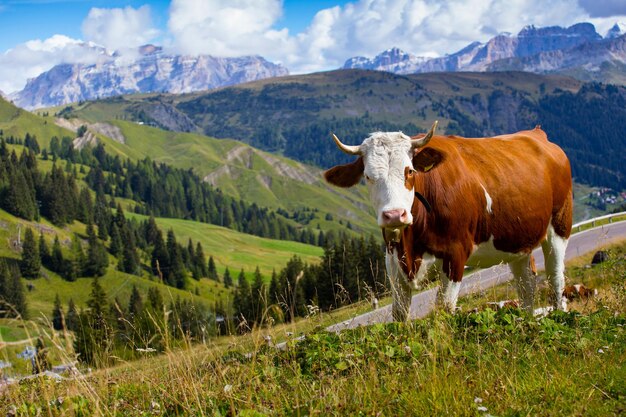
[488,32,626,84]
[344,47,429,73]
[605,22,626,38]
[57,69,625,191]
[12,45,289,109]
[342,23,626,83]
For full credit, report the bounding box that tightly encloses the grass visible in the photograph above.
[1,241,624,416]
[125,213,323,282]
[0,204,322,322]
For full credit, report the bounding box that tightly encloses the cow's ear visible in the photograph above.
[413,148,444,173]
[324,157,364,187]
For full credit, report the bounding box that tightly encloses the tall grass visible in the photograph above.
[1,242,624,416]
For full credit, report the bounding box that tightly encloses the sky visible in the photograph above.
[0,0,625,94]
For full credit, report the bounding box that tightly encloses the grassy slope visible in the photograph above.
[0,204,321,320]
[0,99,74,148]
[126,213,322,279]
[1,241,624,416]
[94,120,377,235]
[7,94,378,236]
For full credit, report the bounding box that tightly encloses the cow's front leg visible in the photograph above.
[386,250,412,321]
[436,257,464,312]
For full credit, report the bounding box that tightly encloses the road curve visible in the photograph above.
[326,220,626,332]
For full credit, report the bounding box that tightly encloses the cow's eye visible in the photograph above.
[407,169,415,176]
[364,174,372,181]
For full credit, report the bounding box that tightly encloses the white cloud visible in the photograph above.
[0,35,108,93]
[82,5,159,52]
[166,0,621,74]
[289,0,595,72]
[168,0,292,57]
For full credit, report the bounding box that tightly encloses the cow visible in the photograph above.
[324,122,573,321]
[563,284,597,301]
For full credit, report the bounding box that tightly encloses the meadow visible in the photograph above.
[1,240,623,416]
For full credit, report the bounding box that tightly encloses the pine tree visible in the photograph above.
[52,294,64,330]
[166,229,185,288]
[280,256,307,321]
[222,267,233,289]
[4,169,36,220]
[75,277,111,366]
[0,260,27,319]
[233,269,252,329]
[94,188,110,240]
[77,187,94,224]
[109,223,122,257]
[207,256,218,281]
[128,285,143,319]
[151,230,169,281]
[84,223,108,277]
[39,233,50,268]
[251,267,266,324]
[192,242,207,279]
[268,269,281,306]
[20,228,40,279]
[51,236,64,273]
[66,298,78,332]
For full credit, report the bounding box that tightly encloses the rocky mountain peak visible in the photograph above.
[343,22,617,79]
[606,22,626,39]
[12,50,290,109]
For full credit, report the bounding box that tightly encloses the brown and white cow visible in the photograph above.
[324,122,573,321]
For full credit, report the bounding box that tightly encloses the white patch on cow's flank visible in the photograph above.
[414,252,437,285]
[481,184,493,214]
[467,236,525,268]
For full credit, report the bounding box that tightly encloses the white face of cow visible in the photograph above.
[360,132,416,229]
[325,122,438,232]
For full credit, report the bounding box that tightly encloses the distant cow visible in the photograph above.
[324,122,572,321]
[563,284,597,301]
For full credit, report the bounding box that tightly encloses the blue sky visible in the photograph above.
[0,0,625,93]
[0,0,347,52]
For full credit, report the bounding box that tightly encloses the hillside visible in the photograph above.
[3,97,378,237]
[0,203,320,319]
[59,70,625,190]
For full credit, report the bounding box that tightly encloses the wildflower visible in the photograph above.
[474,397,483,404]
[598,349,605,354]
[477,406,488,412]
[224,384,233,393]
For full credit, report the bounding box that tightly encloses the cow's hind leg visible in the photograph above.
[509,254,536,312]
[541,225,568,311]
[387,251,411,321]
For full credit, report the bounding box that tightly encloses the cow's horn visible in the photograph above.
[411,120,438,149]
[332,133,361,155]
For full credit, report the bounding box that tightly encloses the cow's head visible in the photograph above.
[324,122,439,234]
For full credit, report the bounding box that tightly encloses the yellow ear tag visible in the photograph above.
[423,163,434,172]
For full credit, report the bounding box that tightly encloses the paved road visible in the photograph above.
[326,220,626,332]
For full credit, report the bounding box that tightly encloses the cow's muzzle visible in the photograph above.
[381,208,410,228]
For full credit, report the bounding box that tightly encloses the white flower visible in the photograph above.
[477,406,488,412]
[474,397,483,404]
[224,384,233,393]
